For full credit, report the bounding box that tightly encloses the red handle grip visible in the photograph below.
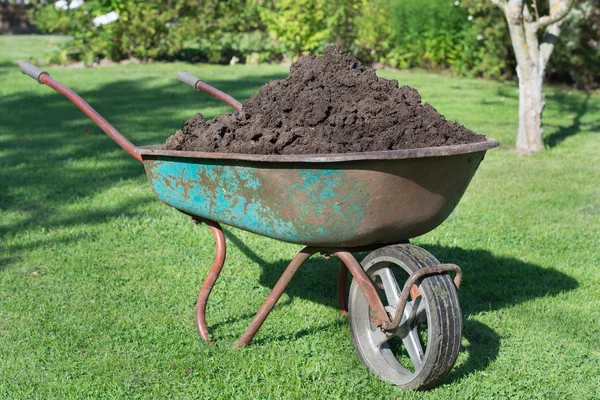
[20,62,142,162]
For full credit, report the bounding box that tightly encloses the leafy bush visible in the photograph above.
[460,0,515,79]
[33,1,173,62]
[391,0,467,70]
[167,0,284,64]
[389,0,499,76]
[547,1,600,88]
[353,0,396,64]
[257,0,359,59]
[353,0,513,78]
[30,0,599,86]
[31,0,280,64]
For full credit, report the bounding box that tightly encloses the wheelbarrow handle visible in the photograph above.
[178,70,243,112]
[20,61,48,83]
[19,62,142,162]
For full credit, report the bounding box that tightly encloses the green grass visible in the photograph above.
[0,35,70,63]
[1,36,599,399]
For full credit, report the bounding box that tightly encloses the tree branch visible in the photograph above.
[507,0,524,24]
[538,0,574,28]
[524,20,540,65]
[522,3,533,22]
[504,0,531,68]
[539,23,561,68]
[532,0,540,22]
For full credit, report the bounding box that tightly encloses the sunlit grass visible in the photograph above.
[1,36,599,399]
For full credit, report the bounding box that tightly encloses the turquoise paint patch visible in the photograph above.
[148,160,300,242]
[145,159,367,245]
[298,169,340,199]
[292,168,365,228]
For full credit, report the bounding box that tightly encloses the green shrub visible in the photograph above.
[31,0,279,64]
[546,1,600,88]
[257,0,359,59]
[168,0,284,64]
[353,0,396,63]
[353,0,513,79]
[389,0,476,74]
[459,0,599,85]
[461,0,515,79]
[30,0,599,86]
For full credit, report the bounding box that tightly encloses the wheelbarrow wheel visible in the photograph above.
[348,244,462,390]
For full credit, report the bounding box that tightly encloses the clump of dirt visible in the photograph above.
[166,46,485,154]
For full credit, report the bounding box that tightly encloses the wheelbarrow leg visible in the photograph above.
[337,260,349,315]
[235,247,319,348]
[194,219,227,343]
[335,251,391,329]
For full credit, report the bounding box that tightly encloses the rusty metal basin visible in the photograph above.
[135,138,498,247]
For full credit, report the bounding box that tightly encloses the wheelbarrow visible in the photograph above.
[20,62,498,390]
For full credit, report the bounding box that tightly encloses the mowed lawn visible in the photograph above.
[1,36,599,399]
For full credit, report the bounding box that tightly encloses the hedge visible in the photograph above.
[31,0,599,86]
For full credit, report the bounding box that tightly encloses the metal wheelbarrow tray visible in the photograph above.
[21,62,498,391]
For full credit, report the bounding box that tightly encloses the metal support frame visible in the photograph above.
[194,218,227,343]
[337,261,349,315]
[194,219,460,347]
[235,247,319,348]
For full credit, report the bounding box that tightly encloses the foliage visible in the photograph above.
[461,0,515,79]
[257,0,359,59]
[390,0,472,72]
[547,1,600,88]
[463,0,599,85]
[258,0,329,58]
[167,0,283,64]
[353,0,513,78]
[394,0,517,77]
[31,0,279,64]
[464,0,600,85]
[353,0,397,64]
[29,0,599,85]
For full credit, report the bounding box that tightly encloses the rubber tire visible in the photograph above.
[348,244,462,390]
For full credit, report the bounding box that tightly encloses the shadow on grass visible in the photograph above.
[543,92,599,148]
[0,256,18,272]
[250,318,348,347]
[445,319,500,385]
[0,61,17,75]
[490,84,599,149]
[418,245,579,315]
[0,69,286,265]
[224,231,578,382]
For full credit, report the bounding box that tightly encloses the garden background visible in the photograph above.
[1,0,599,398]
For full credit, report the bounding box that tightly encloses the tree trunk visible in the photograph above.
[516,64,545,153]
[491,0,574,154]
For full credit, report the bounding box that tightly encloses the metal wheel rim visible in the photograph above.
[351,256,431,385]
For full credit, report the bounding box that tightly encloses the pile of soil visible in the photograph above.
[166,46,485,155]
